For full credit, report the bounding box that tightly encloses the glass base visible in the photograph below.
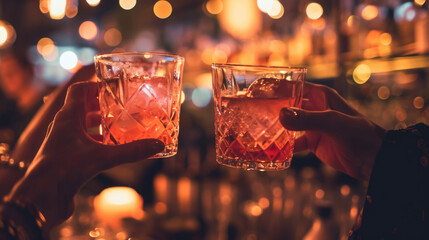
[216,157,291,171]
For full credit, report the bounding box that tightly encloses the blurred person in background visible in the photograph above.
[0,49,48,147]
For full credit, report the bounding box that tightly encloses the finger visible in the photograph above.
[68,65,95,84]
[293,134,308,153]
[302,82,360,116]
[100,139,165,169]
[279,107,356,136]
[60,82,98,125]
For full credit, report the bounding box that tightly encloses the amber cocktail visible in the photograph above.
[95,52,184,158]
[211,64,305,170]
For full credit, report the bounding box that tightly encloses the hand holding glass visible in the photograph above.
[95,52,184,158]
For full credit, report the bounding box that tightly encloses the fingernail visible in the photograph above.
[280,108,298,120]
[152,140,165,152]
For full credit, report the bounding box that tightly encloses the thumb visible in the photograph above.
[100,139,165,169]
[279,107,352,134]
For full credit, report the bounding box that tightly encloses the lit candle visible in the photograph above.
[93,187,144,229]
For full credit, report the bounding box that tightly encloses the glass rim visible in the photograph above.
[94,51,185,62]
[211,63,307,72]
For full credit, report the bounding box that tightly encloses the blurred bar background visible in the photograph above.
[0,0,428,239]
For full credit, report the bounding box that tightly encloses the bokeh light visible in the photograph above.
[315,189,325,199]
[79,21,98,40]
[257,0,274,13]
[205,0,223,15]
[361,5,378,21]
[218,0,262,40]
[415,0,426,6]
[377,86,390,100]
[154,0,173,19]
[37,37,55,56]
[258,198,270,209]
[268,1,284,19]
[0,27,7,45]
[87,0,101,7]
[340,185,351,196]
[59,51,78,70]
[0,21,16,49]
[104,28,122,47]
[380,33,392,46]
[120,0,137,10]
[347,15,357,27]
[306,2,323,20]
[353,63,371,84]
[413,96,425,109]
[65,4,78,18]
[191,88,211,108]
[49,0,67,20]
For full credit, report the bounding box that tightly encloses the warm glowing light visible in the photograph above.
[206,0,223,15]
[258,198,270,209]
[350,207,358,218]
[306,2,323,20]
[340,185,351,196]
[380,33,392,46]
[94,187,144,229]
[40,0,49,14]
[244,202,263,217]
[377,86,390,100]
[0,27,7,45]
[315,189,325,199]
[0,21,16,48]
[268,1,284,19]
[104,28,122,47]
[79,21,98,40]
[180,91,186,104]
[415,0,426,6]
[37,38,55,56]
[43,47,59,62]
[120,0,137,10]
[268,52,286,66]
[310,17,326,30]
[396,108,407,121]
[347,15,356,27]
[353,64,371,84]
[219,0,262,40]
[154,0,172,19]
[59,51,78,70]
[87,0,101,7]
[257,0,274,13]
[361,5,378,21]
[177,177,192,214]
[49,0,67,20]
[154,202,167,214]
[66,4,78,18]
[116,232,127,240]
[196,73,212,89]
[212,49,228,63]
[413,96,425,109]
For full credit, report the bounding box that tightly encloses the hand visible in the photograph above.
[5,81,164,232]
[279,82,386,181]
[0,65,96,197]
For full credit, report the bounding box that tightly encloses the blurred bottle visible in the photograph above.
[302,202,339,240]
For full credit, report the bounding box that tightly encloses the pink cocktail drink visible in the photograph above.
[212,64,306,171]
[95,52,184,158]
[216,96,297,167]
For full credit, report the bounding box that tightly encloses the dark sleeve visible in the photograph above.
[349,123,429,240]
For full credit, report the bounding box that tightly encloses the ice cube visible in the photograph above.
[246,77,297,98]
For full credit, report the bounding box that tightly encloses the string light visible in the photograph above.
[119,0,137,10]
[306,2,323,20]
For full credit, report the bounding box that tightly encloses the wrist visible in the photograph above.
[0,200,46,240]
